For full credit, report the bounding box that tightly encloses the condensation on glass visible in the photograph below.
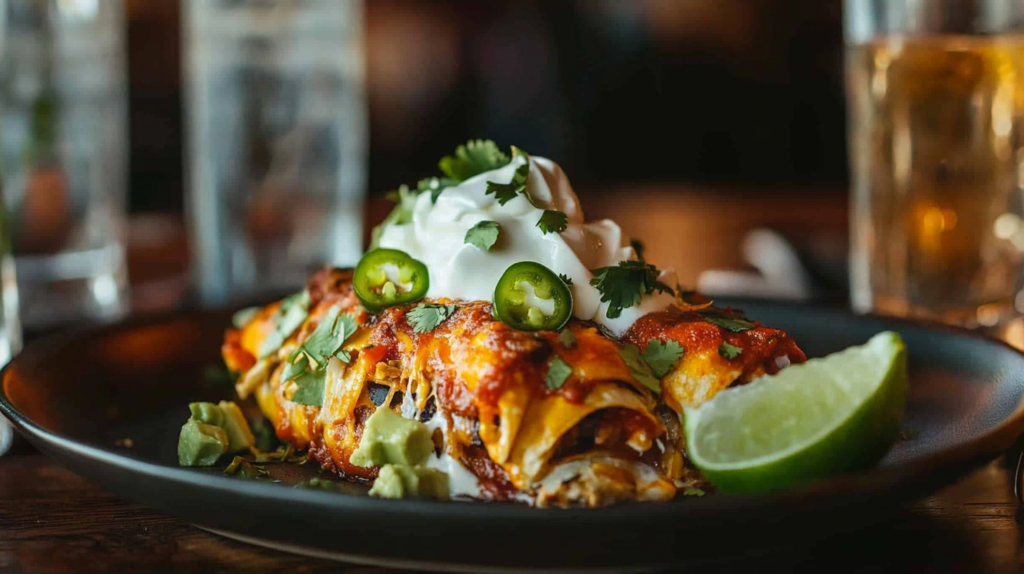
[183,0,368,306]
[846,0,1024,328]
[0,0,129,329]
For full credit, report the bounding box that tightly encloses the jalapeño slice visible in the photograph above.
[354,248,429,312]
[493,262,573,331]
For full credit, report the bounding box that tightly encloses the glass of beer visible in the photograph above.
[846,0,1024,329]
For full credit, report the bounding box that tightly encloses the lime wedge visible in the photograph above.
[684,331,908,494]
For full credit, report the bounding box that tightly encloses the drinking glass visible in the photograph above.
[0,0,129,329]
[0,196,23,456]
[846,0,1024,329]
[183,0,368,306]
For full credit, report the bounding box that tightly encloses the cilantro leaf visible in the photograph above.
[258,290,310,358]
[545,356,573,390]
[439,140,511,181]
[537,210,568,234]
[558,273,573,286]
[558,328,577,349]
[223,456,271,480]
[417,176,457,204]
[486,161,530,206]
[590,261,674,319]
[619,344,661,393]
[464,220,500,251]
[631,239,646,262]
[682,487,706,497]
[291,306,358,369]
[701,310,756,333]
[232,306,260,329]
[291,369,327,407]
[642,340,684,377]
[407,303,457,333]
[719,341,743,360]
[370,184,420,249]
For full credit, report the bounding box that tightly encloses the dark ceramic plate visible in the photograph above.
[2,300,1024,572]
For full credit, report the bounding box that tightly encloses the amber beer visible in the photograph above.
[848,36,1024,327]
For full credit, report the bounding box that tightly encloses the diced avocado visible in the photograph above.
[368,464,449,500]
[217,400,256,452]
[178,419,228,466]
[349,407,434,468]
[189,402,224,426]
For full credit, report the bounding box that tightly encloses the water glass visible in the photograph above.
[0,0,129,329]
[183,0,368,306]
[846,0,1024,329]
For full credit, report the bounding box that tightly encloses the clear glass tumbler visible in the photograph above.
[0,0,129,329]
[183,0,368,306]
[846,0,1024,329]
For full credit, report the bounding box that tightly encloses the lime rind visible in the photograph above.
[684,331,908,494]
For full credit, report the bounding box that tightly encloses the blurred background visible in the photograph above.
[128,0,846,211]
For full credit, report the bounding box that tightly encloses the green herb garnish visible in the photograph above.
[558,328,577,349]
[283,304,359,408]
[439,140,511,181]
[537,210,568,234]
[486,161,530,206]
[465,220,500,251]
[590,261,674,319]
[719,341,743,360]
[407,303,457,334]
[232,306,260,329]
[682,487,706,497]
[223,456,270,480]
[558,273,573,286]
[641,340,684,377]
[701,310,755,333]
[545,356,573,390]
[258,290,311,358]
[631,239,646,261]
[294,477,342,491]
[619,344,661,393]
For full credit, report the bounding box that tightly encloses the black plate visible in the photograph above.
[3,300,1024,572]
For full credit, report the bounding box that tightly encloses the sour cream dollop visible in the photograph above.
[376,155,678,335]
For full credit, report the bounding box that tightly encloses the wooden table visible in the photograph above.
[2,187,1022,573]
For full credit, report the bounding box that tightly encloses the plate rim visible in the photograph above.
[2,300,1024,525]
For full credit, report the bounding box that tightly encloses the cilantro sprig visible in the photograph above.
[641,340,684,377]
[282,305,359,407]
[590,261,674,319]
[259,290,311,359]
[701,309,756,332]
[537,210,568,234]
[439,140,511,181]
[558,273,573,286]
[619,344,661,393]
[465,220,500,251]
[545,356,573,390]
[719,341,743,360]
[407,303,457,333]
[486,161,530,206]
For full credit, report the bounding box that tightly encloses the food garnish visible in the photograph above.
[485,160,530,206]
[536,210,568,234]
[544,356,572,390]
[590,260,674,319]
[618,344,662,393]
[259,290,310,358]
[407,303,457,333]
[464,220,500,251]
[353,248,429,312]
[641,340,684,378]
[177,401,255,467]
[557,328,576,349]
[718,342,743,360]
[492,261,573,331]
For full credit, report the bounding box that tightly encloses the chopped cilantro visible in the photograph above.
[486,161,530,206]
[630,239,646,261]
[291,370,327,407]
[370,184,420,249]
[719,341,743,360]
[641,340,684,377]
[407,303,457,333]
[294,477,342,491]
[417,176,457,204]
[558,328,577,349]
[223,456,270,480]
[537,210,568,234]
[701,310,756,333]
[465,220,500,251]
[251,420,281,452]
[590,261,674,319]
[232,306,260,329]
[439,140,511,181]
[558,273,573,286]
[682,487,706,497]
[284,304,358,407]
[619,344,661,393]
[545,356,573,390]
[258,290,311,358]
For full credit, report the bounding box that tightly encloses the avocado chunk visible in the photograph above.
[369,464,450,500]
[178,419,229,466]
[217,401,256,452]
[349,407,434,468]
[189,402,225,426]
